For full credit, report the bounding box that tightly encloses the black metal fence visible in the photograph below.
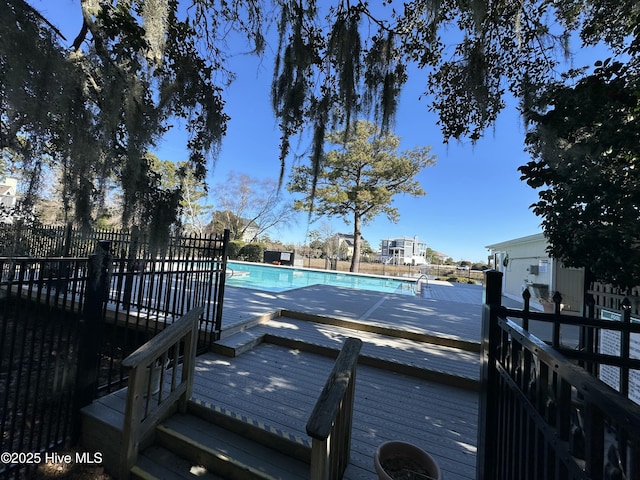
[478,270,640,480]
[98,229,229,394]
[0,257,89,479]
[0,226,229,479]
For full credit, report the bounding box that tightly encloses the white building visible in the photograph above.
[486,233,585,314]
[379,236,427,265]
[335,233,355,260]
[0,177,17,224]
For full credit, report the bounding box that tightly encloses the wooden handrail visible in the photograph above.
[119,305,203,478]
[306,337,362,480]
[121,307,202,370]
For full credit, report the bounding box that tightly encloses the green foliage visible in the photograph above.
[208,210,245,240]
[272,0,638,171]
[4,0,639,267]
[227,240,244,260]
[288,120,435,272]
[0,0,260,235]
[520,54,640,288]
[239,243,264,262]
[148,155,211,234]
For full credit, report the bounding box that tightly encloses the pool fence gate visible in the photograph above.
[478,270,640,480]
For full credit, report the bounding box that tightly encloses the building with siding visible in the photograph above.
[379,236,427,265]
[486,233,585,314]
[335,233,355,260]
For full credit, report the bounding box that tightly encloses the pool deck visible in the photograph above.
[85,279,520,479]
[216,279,490,479]
[220,279,502,343]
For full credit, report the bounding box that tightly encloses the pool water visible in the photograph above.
[225,261,416,295]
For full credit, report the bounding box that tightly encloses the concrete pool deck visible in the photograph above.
[220,279,508,344]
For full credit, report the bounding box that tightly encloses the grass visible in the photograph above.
[302,258,484,284]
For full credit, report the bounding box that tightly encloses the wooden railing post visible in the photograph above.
[307,337,362,480]
[119,305,203,478]
[477,270,503,480]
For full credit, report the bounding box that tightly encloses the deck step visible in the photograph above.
[146,412,309,480]
[189,398,311,463]
[131,445,225,480]
[215,313,480,391]
[211,329,265,357]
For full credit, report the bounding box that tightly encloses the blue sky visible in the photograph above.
[38,1,569,262]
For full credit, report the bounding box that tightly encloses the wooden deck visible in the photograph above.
[193,344,478,480]
[82,309,479,479]
[214,310,480,390]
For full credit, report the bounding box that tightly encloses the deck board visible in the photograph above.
[192,345,478,480]
[255,315,481,381]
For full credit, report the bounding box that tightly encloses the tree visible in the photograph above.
[308,222,339,260]
[208,172,296,241]
[359,238,373,261]
[3,0,637,250]
[519,54,640,288]
[271,0,638,177]
[1,0,255,232]
[425,248,438,265]
[207,210,245,240]
[149,156,211,234]
[288,120,436,272]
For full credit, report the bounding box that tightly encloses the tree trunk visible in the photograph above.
[350,215,361,273]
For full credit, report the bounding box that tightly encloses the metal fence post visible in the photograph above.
[212,229,230,341]
[72,240,112,442]
[477,269,503,480]
[62,221,73,257]
[123,226,139,309]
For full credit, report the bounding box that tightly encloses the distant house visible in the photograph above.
[334,233,355,260]
[428,250,449,264]
[379,236,427,265]
[0,177,17,224]
[486,233,585,314]
[240,218,260,243]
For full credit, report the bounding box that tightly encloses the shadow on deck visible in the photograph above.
[82,307,480,479]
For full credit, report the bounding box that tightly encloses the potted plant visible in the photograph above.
[374,441,442,480]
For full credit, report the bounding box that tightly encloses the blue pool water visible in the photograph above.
[225,261,416,295]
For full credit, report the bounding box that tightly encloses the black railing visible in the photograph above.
[478,270,640,480]
[97,231,229,394]
[0,227,229,479]
[0,257,89,479]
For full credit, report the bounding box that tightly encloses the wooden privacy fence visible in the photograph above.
[478,270,640,480]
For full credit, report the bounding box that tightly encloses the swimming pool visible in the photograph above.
[225,261,416,295]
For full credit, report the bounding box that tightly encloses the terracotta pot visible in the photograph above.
[374,441,442,480]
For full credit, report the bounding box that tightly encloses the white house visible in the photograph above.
[486,233,585,314]
[334,233,355,260]
[379,236,427,265]
[0,177,17,224]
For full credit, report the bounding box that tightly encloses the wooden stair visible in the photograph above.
[131,401,309,480]
[212,310,481,391]
[81,309,480,479]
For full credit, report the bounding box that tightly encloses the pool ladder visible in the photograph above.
[415,274,429,296]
